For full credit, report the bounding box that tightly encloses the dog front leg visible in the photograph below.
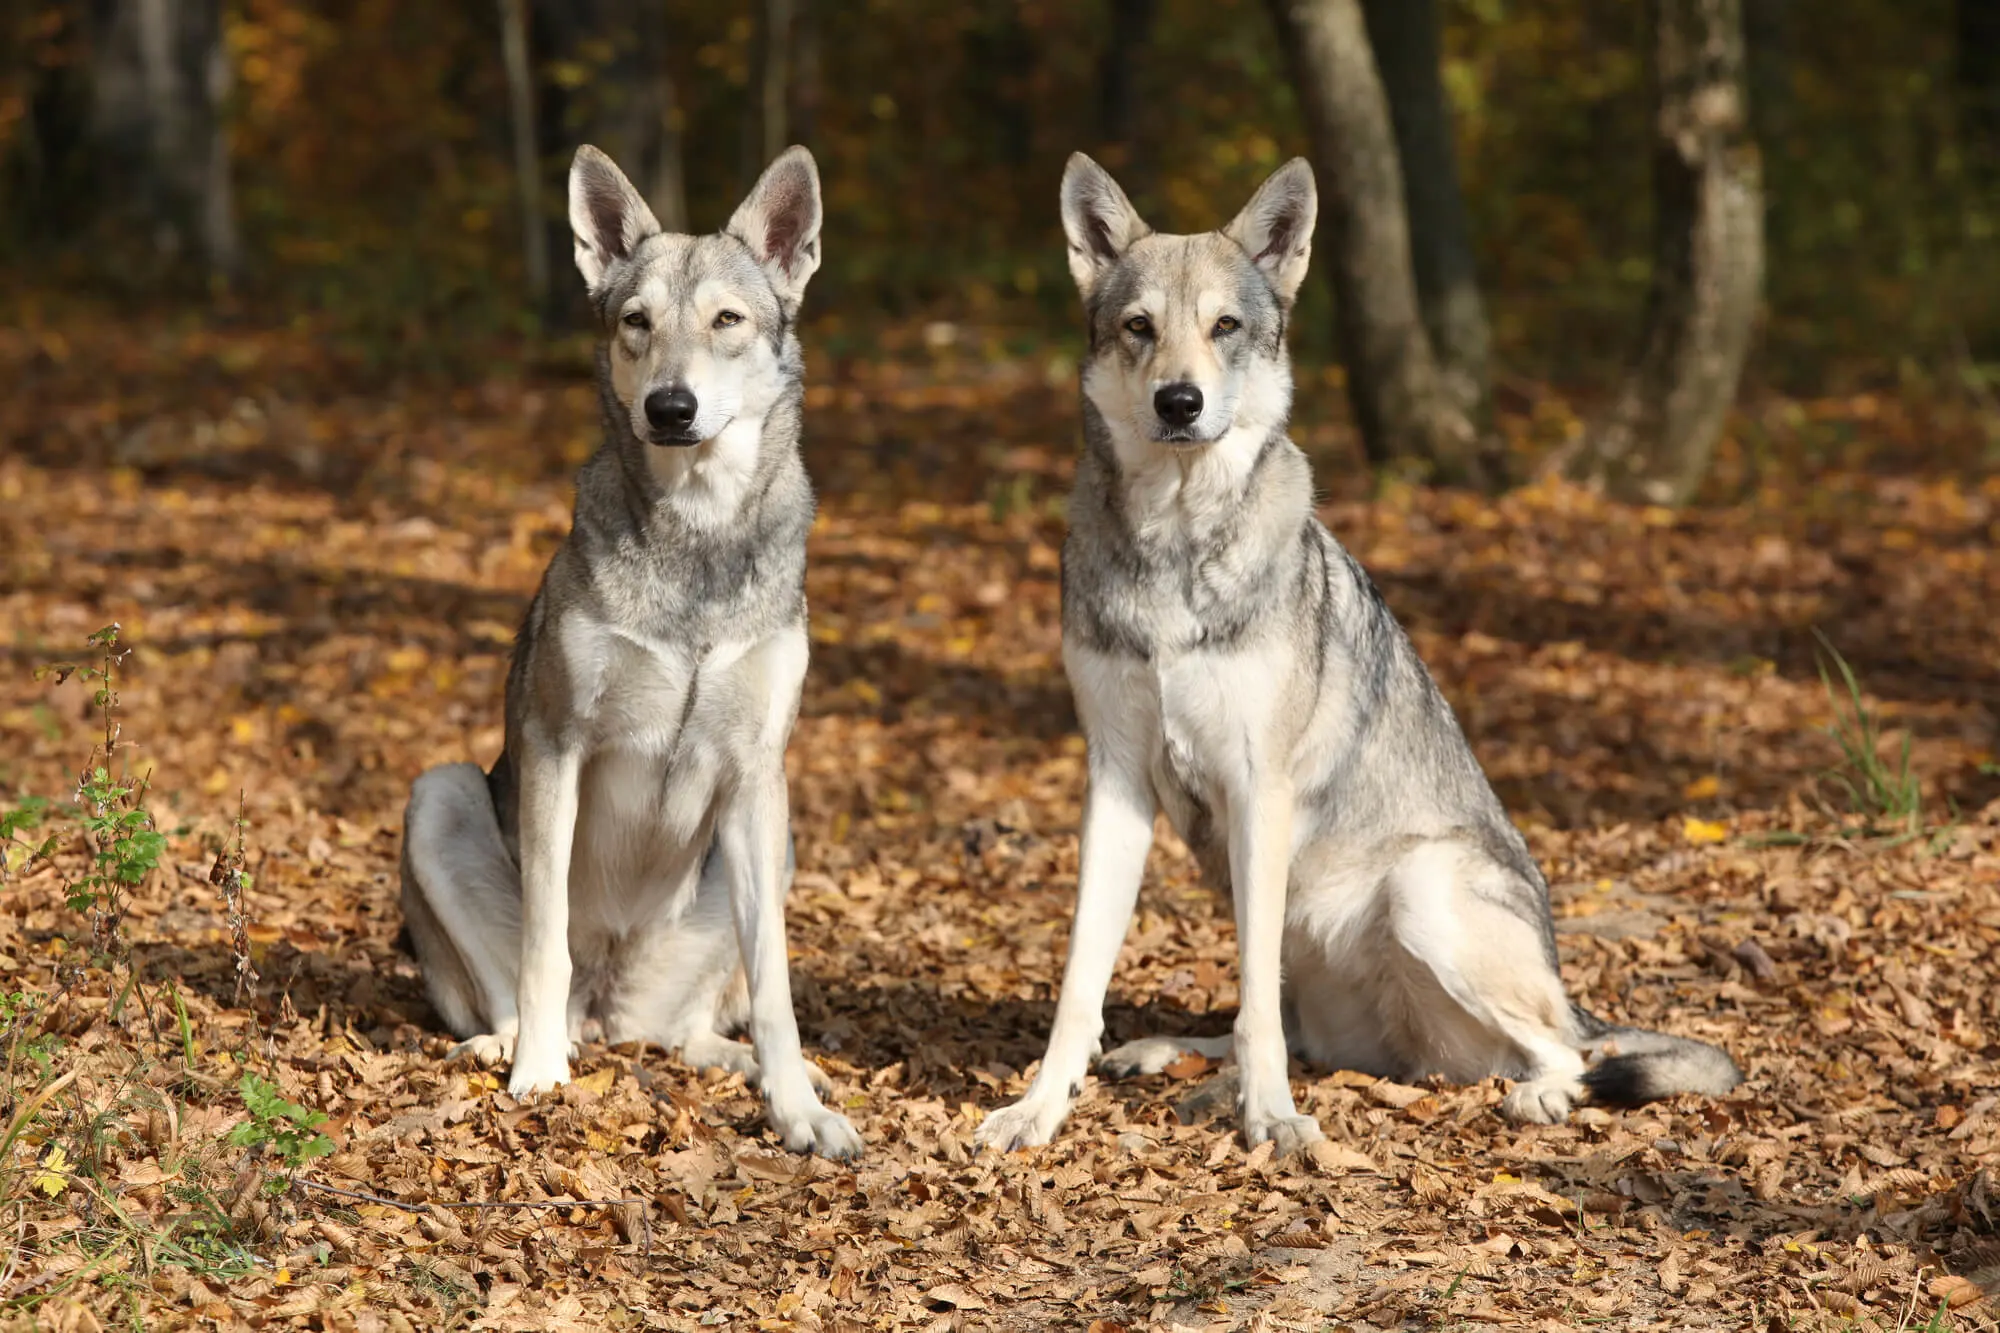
[508,736,581,1096]
[719,767,863,1160]
[976,757,1155,1152]
[1229,776,1321,1155]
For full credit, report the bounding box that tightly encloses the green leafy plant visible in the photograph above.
[224,1072,333,1173]
[1,627,166,965]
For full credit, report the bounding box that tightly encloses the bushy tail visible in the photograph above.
[1574,1009,1744,1106]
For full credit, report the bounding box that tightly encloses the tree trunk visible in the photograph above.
[530,0,687,316]
[1959,0,2000,180]
[499,0,549,306]
[1098,0,1157,153]
[1266,0,1495,488]
[91,0,239,285]
[198,21,239,285]
[1569,0,1762,505]
[644,58,689,235]
[756,0,795,164]
[1361,0,1488,422]
[620,0,687,233]
[790,0,820,155]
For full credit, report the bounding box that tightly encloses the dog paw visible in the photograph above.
[448,1031,515,1067]
[678,1034,762,1082]
[975,1095,1071,1153]
[769,1103,864,1161]
[1101,1036,1210,1078]
[1244,1112,1325,1158]
[1500,1079,1577,1125]
[683,1041,831,1098]
[506,1048,572,1097]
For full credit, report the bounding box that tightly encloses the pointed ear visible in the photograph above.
[569,145,663,292]
[1223,158,1317,306]
[1060,152,1151,299]
[726,146,823,310]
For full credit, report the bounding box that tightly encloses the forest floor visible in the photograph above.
[1,314,1999,1331]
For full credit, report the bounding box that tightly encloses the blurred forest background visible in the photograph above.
[3,0,1999,494]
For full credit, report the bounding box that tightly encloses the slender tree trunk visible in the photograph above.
[94,0,238,285]
[528,0,686,315]
[133,0,186,252]
[1266,0,1496,488]
[645,61,689,235]
[1570,0,1762,505]
[790,0,820,155]
[757,0,795,162]
[1361,0,1487,421]
[499,0,548,306]
[629,0,686,233]
[1959,0,2000,180]
[198,23,239,284]
[1098,0,1157,153]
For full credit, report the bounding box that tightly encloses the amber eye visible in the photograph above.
[622,310,649,330]
[1123,315,1153,336]
[713,310,744,329]
[1213,315,1241,335]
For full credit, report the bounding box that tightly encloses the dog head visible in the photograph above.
[569,145,822,447]
[1060,153,1315,449]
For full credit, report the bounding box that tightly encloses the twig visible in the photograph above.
[211,792,258,1006]
[293,1177,654,1257]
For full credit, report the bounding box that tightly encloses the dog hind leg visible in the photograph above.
[605,835,832,1098]
[401,763,527,1063]
[1380,840,1589,1125]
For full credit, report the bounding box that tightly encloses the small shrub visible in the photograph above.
[0,625,165,966]
[225,1073,334,1174]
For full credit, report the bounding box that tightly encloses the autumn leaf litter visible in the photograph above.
[1,321,1998,1330]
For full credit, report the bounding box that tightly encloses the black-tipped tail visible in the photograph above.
[1580,1028,1743,1107]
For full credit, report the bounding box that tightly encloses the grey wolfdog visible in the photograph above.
[977,154,1741,1156]
[399,145,861,1159]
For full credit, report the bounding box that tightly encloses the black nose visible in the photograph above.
[1154,383,1204,428]
[644,387,698,432]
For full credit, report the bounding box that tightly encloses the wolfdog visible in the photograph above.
[399,144,861,1159]
[977,154,1741,1156]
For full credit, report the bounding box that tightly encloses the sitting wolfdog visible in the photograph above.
[978,154,1741,1156]
[400,145,861,1159]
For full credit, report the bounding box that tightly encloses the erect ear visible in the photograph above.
[1223,157,1317,306]
[1059,152,1151,300]
[569,145,663,293]
[726,146,823,311]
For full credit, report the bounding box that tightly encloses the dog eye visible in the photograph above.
[1124,315,1152,337]
[622,310,649,330]
[713,310,744,329]
[1213,315,1241,335]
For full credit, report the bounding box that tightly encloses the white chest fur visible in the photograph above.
[562,621,806,931]
[1066,638,1292,819]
